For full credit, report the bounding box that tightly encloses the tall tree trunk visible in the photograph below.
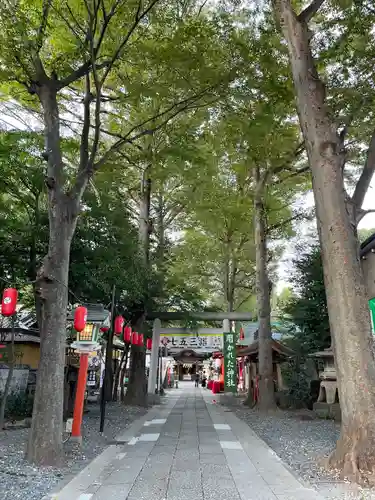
[113,346,128,401]
[273,0,375,480]
[124,347,147,406]
[156,191,165,269]
[139,165,152,263]
[223,239,235,312]
[228,256,237,313]
[125,166,151,405]
[223,240,231,312]
[0,320,15,429]
[30,195,43,330]
[155,191,168,296]
[254,167,275,410]
[26,84,80,465]
[120,345,130,402]
[26,213,74,465]
[124,316,147,406]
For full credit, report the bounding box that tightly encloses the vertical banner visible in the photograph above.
[369,298,375,335]
[223,331,237,392]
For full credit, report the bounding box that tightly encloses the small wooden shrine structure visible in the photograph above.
[237,339,294,393]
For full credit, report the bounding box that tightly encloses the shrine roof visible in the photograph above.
[0,329,40,344]
[173,349,208,360]
[237,339,295,358]
[67,303,109,323]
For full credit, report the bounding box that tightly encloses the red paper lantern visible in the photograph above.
[74,306,88,332]
[2,288,18,317]
[146,338,152,350]
[100,326,109,333]
[114,315,124,336]
[131,332,139,345]
[124,326,132,343]
[138,334,144,346]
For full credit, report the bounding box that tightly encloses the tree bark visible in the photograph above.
[223,236,237,312]
[120,346,130,402]
[223,240,231,312]
[228,256,237,313]
[26,214,74,465]
[26,84,79,466]
[254,167,275,410]
[273,0,375,480]
[30,195,43,331]
[156,191,165,268]
[113,346,129,401]
[155,191,167,296]
[139,165,152,263]
[0,320,15,429]
[125,165,152,404]
[124,348,147,406]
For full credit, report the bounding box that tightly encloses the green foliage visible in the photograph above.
[281,359,312,409]
[273,287,294,312]
[70,182,146,307]
[0,1,260,329]
[0,131,48,296]
[0,129,208,317]
[0,130,147,309]
[296,1,375,194]
[359,228,375,243]
[282,244,330,355]
[0,1,312,327]
[283,228,375,356]
[4,392,34,419]
[0,0,244,169]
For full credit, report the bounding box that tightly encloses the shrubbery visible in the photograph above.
[2,392,34,420]
[281,359,312,409]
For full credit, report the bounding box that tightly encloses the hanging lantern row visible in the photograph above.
[72,310,150,349]
[123,326,150,348]
[1,288,18,317]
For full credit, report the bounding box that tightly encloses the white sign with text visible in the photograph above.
[159,335,223,350]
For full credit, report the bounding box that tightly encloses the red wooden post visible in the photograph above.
[71,353,89,442]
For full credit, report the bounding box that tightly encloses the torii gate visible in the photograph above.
[146,311,253,399]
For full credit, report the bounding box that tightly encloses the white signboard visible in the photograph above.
[159,335,223,350]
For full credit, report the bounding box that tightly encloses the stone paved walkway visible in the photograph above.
[50,383,325,500]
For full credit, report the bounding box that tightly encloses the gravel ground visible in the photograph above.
[0,402,147,500]
[232,404,375,500]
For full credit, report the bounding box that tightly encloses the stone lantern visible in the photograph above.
[309,346,340,420]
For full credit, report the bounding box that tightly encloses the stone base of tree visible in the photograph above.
[313,402,341,421]
[328,428,375,484]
